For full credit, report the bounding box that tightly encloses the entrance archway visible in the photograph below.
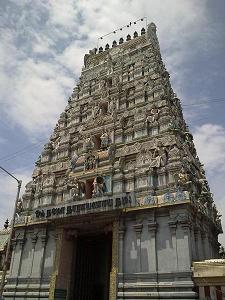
[72,232,112,300]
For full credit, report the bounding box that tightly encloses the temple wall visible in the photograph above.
[3,206,220,299]
[117,206,217,299]
[3,226,56,300]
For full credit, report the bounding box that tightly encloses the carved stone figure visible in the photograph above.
[212,204,221,224]
[183,131,196,156]
[100,79,109,99]
[146,106,160,124]
[108,100,116,116]
[168,144,180,160]
[84,155,99,170]
[168,118,180,132]
[69,178,80,199]
[100,132,110,148]
[92,103,100,119]
[92,177,105,197]
[106,53,113,75]
[43,142,53,151]
[71,152,79,170]
[33,171,44,196]
[35,155,41,166]
[137,149,151,166]
[150,141,167,168]
[83,137,94,152]
[173,167,191,188]
[113,74,122,92]
[66,176,84,200]
[43,171,55,187]
[108,144,116,163]
[199,178,209,196]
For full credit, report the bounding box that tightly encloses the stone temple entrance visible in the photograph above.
[72,232,112,300]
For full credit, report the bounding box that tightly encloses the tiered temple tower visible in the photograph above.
[4,23,222,300]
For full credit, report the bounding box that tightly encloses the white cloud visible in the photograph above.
[1,57,73,136]
[47,0,79,29]
[193,123,225,245]
[0,0,217,139]
[193,123,225,173]
[56,42,87,74]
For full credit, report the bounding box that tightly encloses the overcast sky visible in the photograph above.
[0,0,225,245]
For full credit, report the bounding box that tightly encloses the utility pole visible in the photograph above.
[0,166,22,297]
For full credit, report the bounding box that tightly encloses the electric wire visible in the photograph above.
[182,97,225,108]
[0,139,46,162]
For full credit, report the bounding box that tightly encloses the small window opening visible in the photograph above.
[85,179,94,199]
[93,135,101,150]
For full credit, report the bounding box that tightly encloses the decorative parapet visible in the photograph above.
[138,190,190,207]
[192,259,225,286]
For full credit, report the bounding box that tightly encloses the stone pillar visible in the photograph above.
[190,226,197,261]
[109,220,119,300]
[28,235,38,277]
[194,227,199,260]
[148,222,158,272]
[203,231,210,259]
[179,221,192,270]
[195,227,204,260]
[201,231,208,259]
[168,220,178,271]
[133,223,143,273]
[10,234,26,279]
[8,239,17,276]
[56,228,77,295]
[49,229,63,300]
[3,235,26,299]
[31,231,48,278]
[118,226,126,273]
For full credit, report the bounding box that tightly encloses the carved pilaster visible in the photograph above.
[31,235,38,248]
[29,235,38,277]
[180,221,192,268]
[148,222,157,237]
[201,231,206,259]
[190,225,197,261]
[180,221,191,234]
[133,223,143,236]
[148,222,158,272]
[11,239,17,251]
[133,223,143,273]
[18,237,26,249]
[10,235,26,278]
[194,227,200,260]
[118,226,126,273]
[40,234,48,245]
[168,220,178,270]
[109,220,119,300]
[49,229,63,300]
[168,220,177,235]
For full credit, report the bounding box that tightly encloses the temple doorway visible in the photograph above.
[72,232,112,300]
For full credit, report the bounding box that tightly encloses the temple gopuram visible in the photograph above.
[3,23,222,300]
